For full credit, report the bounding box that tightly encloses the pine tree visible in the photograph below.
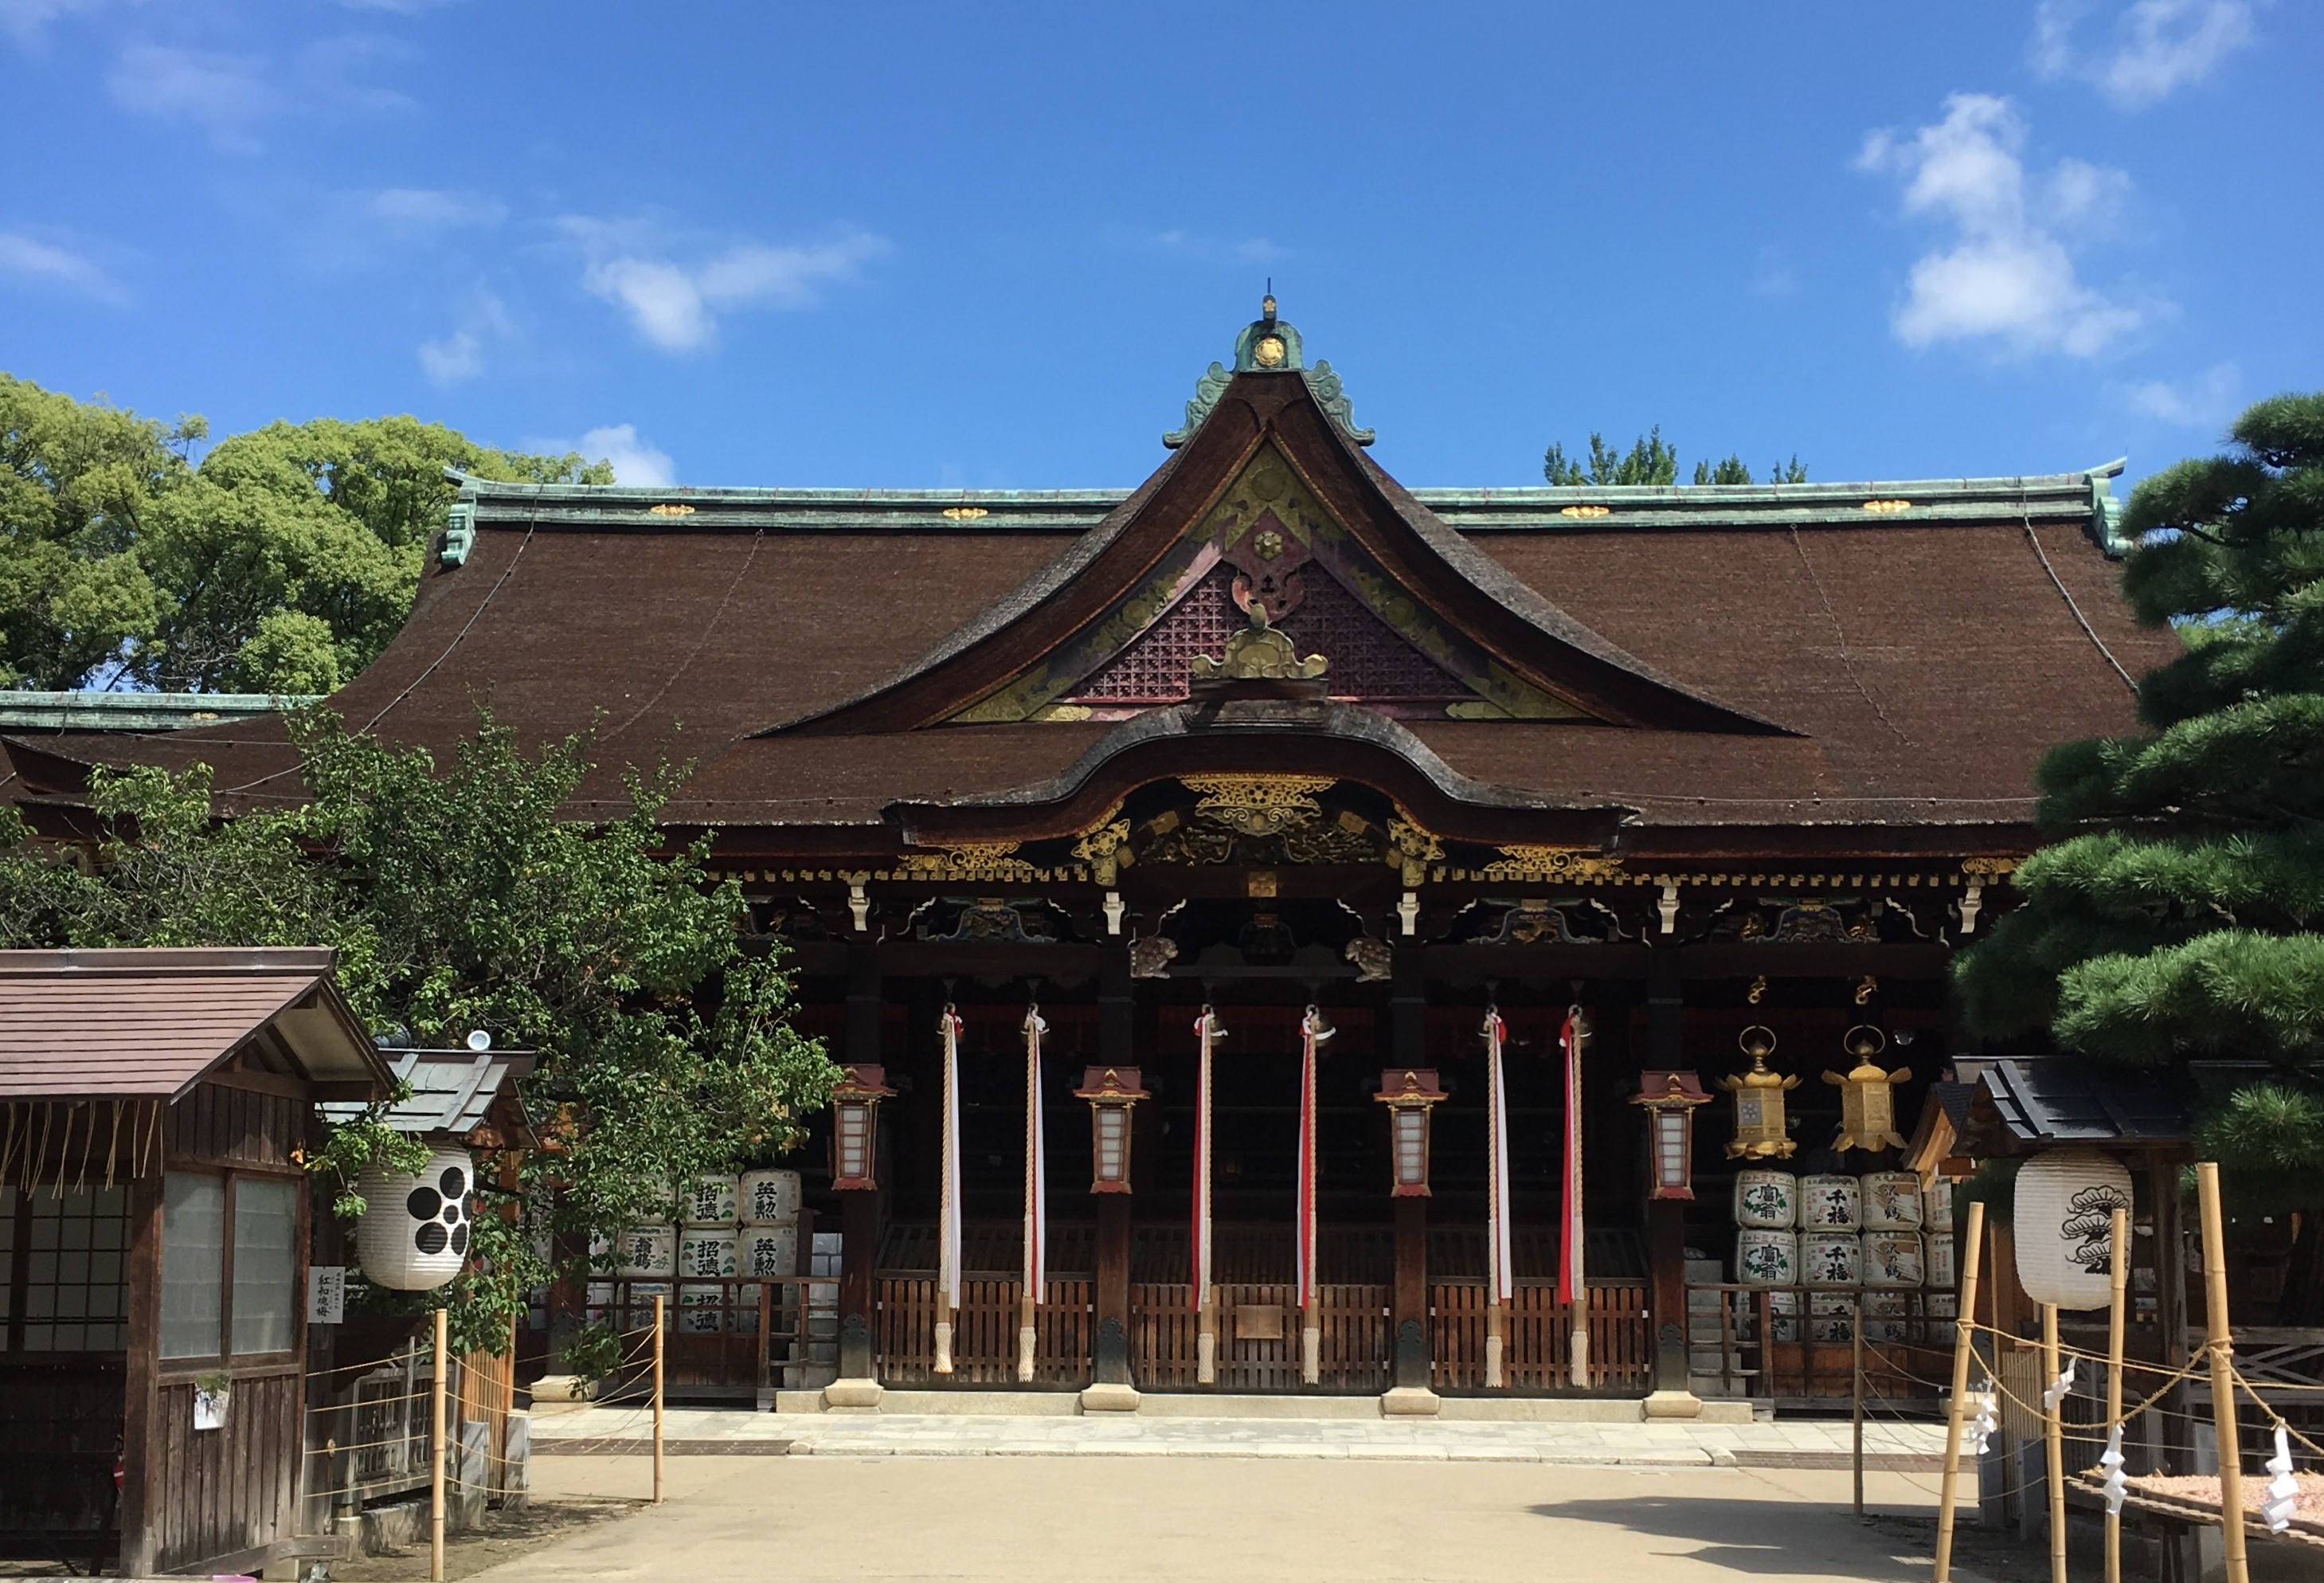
[1953,392,2324,1209]
[1543,428,1802,486]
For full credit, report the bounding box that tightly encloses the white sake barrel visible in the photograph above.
[741,1225,800,1279]
[1860,1172,1923,1230]
[1735,1228,1798,1287]
[1926,1179,1956,1231]
[616,1224,677,1279]
[683,1175,738,1228]
[1927,1232,1956,1289]
[1861,1231,1924,1288]
[676,1286,730,1334]
[1802,1230,1861,1288]
[1809,1291,1854,1342]
[678,1228,737,1280]
[1733,1170,1798,1229]
[739,1169,803,1225]
[1798,1176,1860,1229]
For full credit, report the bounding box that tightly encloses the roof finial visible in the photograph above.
[1263,283,1276,324]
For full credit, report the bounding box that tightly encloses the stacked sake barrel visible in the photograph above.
[675,1176,740,1334]
[737,1169,803,1283]
[1734,1169,1957,1342]
[609,1210,677,1326]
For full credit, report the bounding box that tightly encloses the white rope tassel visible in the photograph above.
[2042,1355,2077,1413]
[2100,1422,2127,1516]
[2263,1424,2299,1534]
[1970,1377,2001,1456]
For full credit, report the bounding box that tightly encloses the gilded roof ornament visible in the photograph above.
[1190,600,1328,683]
[1163,295,1372,447]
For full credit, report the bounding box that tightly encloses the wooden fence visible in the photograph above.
[1428,1280,1653,1391]
[874,1276,1092,1387]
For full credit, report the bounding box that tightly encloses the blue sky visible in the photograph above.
[2,1,2315,491]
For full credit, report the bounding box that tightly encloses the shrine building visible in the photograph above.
[2,300,2176,1414]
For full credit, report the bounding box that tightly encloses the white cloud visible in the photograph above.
[417,287,514,385]
[577,424,675,487]
[2125,362,2240,427]
[107,42,274,150]
[2031,1,2254,108]
[104,34,412,151]
[1856,94,2143,358]
[369,187,506,231]
[563,219,886,352]
[0,230,127,304]
[0,0,126,45]
[417,330,482,384]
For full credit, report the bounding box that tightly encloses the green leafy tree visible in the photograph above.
[0,707,840,1351]
[1953,393,2324,1215]
[2,378,613,695]
[1543,426,1806,487]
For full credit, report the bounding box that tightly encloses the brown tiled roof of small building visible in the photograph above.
[0,947,389,1099]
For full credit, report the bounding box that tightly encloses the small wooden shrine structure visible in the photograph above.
[0,947,390,1576]
[2,300,2177,1410]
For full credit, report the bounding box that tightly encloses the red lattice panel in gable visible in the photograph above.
[1070,564,1469,705]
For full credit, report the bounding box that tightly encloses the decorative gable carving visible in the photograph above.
[948,443,1590,724]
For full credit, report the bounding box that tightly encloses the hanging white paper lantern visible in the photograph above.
[1736,1229,1798,1286]
[682,1175,737,1228]
[2014,1147,2134,1311]
[1733,1170,1798,1229]
[615,1224,678,1279]
[738,1169,802,1225]
[1799,1176,1860,1229]
[354,1148,474,1291]
[1860,1173,1923,1230]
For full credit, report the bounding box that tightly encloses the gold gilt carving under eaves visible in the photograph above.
[1473,844,1625,884]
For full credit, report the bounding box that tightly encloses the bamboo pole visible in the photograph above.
[430,1306,448,1583]
[651,1292,667,1506]
[2105,1206,2128,1583]
[1935,1197,1989,1583]
[2043,1303,2067,1583]
[2197,1162,2250,1583]
[1853,1291,1866,1518]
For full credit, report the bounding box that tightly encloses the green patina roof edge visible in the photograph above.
[0,692,324,731]
[446,464,2127,545]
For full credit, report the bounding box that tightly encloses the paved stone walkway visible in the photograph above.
[530,1403,1950,1465]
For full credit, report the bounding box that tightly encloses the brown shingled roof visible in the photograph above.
[0,947,391,1100]
[0,365,2177,860]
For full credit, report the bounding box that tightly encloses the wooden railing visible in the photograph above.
[1682,1283,1949,1403]
[1429,1280,1653,1391]
[874,1276,1092,1387]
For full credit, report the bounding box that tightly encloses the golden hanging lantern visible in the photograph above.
[1720,1025,1799,1160]
[1823,1025,1909,1154]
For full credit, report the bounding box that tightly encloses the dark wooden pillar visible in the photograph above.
[1389,945,1430,1388]
[838,944,882,1381]
[119,1165,163,1579]
[1093,952,1135,1385]
[1645,953,1690,1393]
